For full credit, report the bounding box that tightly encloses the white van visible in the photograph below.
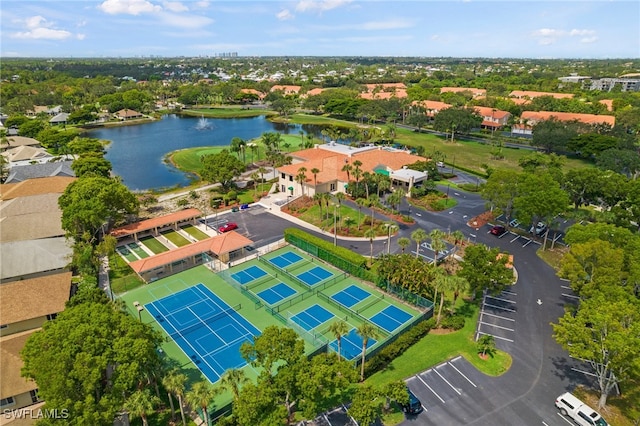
[555,392,608,426]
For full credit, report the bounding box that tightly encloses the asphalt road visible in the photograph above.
[225,190,592,426]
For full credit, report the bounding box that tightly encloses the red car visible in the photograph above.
[218,222,238,233]
[490,225,507,236]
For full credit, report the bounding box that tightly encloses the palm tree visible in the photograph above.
[411,229,428,259]
[162,369,187,426]
[299,130,305,147]
[477,334,496,357]
[125,388,160,426]
[328,320,350,359]
[449,275,468,313]
[248,142,258,163]
[384,222,398,254]
[364,228,376,264]
[314,193,324,222]
[451,230,465,252]
[398,237,410,253]
[258,166,267,184]
[352,160,363,193]
[355,198,367,231]
[220,368,248,402]
[296,166,307,197]
[344,217,356,235]
[186,381,220,426]
[230,137,243,160]
[387,189,404,214]
[310,167,320,190]
[250,171,260,198]
[429,229,447,265]
[334,191,345,208]
[368,194,380,226]
[377,176,391,197]
[356,322,379,382]
[341,163,352,183]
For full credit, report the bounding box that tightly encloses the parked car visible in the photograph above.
[490,225,507,236]
[530,221,547,236]
[240,203,250,210]
[401,389,423,416]
[218,222,238,233]
[555,392,608,426]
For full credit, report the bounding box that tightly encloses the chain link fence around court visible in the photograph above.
[286,234,433,310]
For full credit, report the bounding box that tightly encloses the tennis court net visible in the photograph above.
[169,303,241,339]
[258,256,310,289]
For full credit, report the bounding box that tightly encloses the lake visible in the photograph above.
[89,114,304,191]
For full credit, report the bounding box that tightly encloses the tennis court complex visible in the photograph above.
[145,283,260,383]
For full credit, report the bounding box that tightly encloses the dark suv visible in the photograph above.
[402,389,423,416]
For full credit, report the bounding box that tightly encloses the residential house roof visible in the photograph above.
[0,176,76,200]
[1,145,52,163]
[0,193,65,242]
[239,88,266,99]
[304,88,326,97]
[279,144,425,185]
[0,136,41,149]
[509,90,574,99]
[115,109,142,119]
[412,100,452,116]
[128,231,253,274]
[4,160,74,183]
[0,272,72,325]
[110,208,202,238]
[599,99,614,111]
[364,83,407,91]
[359,90,407,100]
[474,106,511,120]
[270,85,302,94]
[49,112,70,124]
[0,237,72,281]
[0,329,39,400]
[440,87,486,98]
[521,110,615,127]
[360,83,408,100]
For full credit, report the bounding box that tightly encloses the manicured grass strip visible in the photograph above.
[366,302,512,388]
[109,254,145,294]
[117,246,138,262]
[129,243,149,259]
[161,230,191,247]
[181,224,210,241]
[140,236,170,254]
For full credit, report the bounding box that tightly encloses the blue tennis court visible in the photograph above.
[290,304,334,331]
[269,251,304,269]
[231,265,267,285]
[329,328,377,361]
[297,266,333,286]
[256,282,297,305]
[331,285,371,308]
[369,305,413,333]
[145,283,260,383]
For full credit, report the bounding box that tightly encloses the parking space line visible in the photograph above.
[501,290,517,296]
[510,235,520,243]
[416,373,445,403]
[484,303,516,313]
[560,285,572,290]
[481,312,515,322]
[434,368,462,395]
[557,413,574,425]
[486,295,516,304]
[478,331,514,342]
[562,293,580,300]
[448,361,477,387]
[480,321,515,332]
[523,239,534,247]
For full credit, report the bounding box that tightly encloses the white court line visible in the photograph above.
[416,373,445,403]
[434,368,462,395]
[562,293,580,300]
[484,303,516,313]
[481,312,516,322]
[448,361,477,387]
[480,321,515,332]
[557,413,574,425]
[501,290,517,296]
[477,331,514,342]
[486,295,516,304]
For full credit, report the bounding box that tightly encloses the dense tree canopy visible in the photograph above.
[200,149,246,189]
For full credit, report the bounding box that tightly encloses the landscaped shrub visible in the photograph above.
[458,183,482,192]
[440,314,465,330]
[363,317,434,376]
[284,227,368,269]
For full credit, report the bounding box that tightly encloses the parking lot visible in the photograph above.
[412,240,455,263]
[476,287,518,350]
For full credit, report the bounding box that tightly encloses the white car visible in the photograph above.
[530,221,547,236]
[555,392,608,426]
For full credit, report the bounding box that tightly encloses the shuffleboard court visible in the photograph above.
[369,305,413,333]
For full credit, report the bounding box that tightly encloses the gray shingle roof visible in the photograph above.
[4,161,75,183]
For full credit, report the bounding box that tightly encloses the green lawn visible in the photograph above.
[181,224,210,240]
[109,253,145,294]
[140,235,169,254]
[395,128,592,176]
[128,242,149,259]
[161,230,191,247]
[366,302,512,388]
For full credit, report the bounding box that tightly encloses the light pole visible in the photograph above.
[333,204,338,246]
[136,304,144,322]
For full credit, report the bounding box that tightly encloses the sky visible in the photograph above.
[1,0,639,59]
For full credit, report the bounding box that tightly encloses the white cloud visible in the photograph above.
[77,33,86,40]
[12,27,72,40]
[295,0,352,13]
[10,15,74,40]
[581,36,598,44]
[531,27,597,46]
[357,19,414,31]
[163,1,188,12]
[277,9,294,20]
[158,12,213,29]
[570,29,595,37]
[98,0,162,15]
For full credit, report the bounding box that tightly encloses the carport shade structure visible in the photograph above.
[110,208,202,241]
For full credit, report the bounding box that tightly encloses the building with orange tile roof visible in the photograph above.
[473,106,512,129]
[270,85,302,95]
[111,208,202,239]
[303,88,327,97]
[412,100,452,117]
[599,99,614,111]
[277,143,427,198]
[509,90,574,100]
[128,231,253,282]
[359,83,408,100]
[239,88,265,99]
[440,87,486,98]
[520,111,615,127]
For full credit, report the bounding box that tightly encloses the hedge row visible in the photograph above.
[283,227,369,269]
[363,317,435,376]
